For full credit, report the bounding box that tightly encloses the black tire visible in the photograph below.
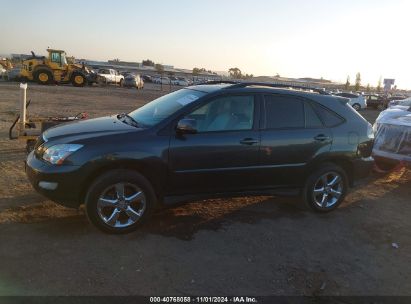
[375,158,398,172]
[34,69,53,85]
[71,73,86,87]
[302,163,348,212]
[85,169,156,234]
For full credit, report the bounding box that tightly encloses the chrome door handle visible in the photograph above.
[240,138,259,145]
[314,134,330,141]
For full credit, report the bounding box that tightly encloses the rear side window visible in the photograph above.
[264,95,304,129]
[304,102,323,128]
[311,102,344,127]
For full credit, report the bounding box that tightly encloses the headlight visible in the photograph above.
[43,144,83,165]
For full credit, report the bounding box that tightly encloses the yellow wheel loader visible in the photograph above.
[20,49,90,87]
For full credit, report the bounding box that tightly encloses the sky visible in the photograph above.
[1,0,410,89]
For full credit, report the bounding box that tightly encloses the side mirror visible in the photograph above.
[176,118,197,134]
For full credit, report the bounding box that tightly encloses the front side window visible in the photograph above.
[186,95,254,132]
[128,89,206,127]
[51,52,61,64]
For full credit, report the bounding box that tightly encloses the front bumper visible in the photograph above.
[25,151,84,208]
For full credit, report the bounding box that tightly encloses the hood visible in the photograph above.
[43,115,140,142]
[375,107,411,127]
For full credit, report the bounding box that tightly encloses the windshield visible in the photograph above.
[128,89,206,127]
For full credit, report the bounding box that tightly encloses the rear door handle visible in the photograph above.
[314,134,330,141]
[240,138,259,145]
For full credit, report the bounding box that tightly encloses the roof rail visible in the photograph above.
[196,80,240,85]
[226,82,331,95]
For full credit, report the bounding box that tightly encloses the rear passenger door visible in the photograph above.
[258,94,333,188]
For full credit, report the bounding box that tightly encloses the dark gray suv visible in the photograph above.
[26,82,374,233]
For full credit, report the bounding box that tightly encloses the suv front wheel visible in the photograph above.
[303,163,348,212]
[85,169,155,233]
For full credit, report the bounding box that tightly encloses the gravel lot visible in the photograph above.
[0,82,410,296]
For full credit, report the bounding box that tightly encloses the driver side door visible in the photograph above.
[167,94,261,195]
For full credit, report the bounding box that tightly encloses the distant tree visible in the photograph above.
[192,68,200,76]
[142,59,155,67]
[355,72,361,91]
[243,73,254,79]
[275,73,280,78]
[366,83,371,92]
[345,75,350,90]
[377,76,382,92]
[228,67,242,79]
[192,67,207,76]
[155,63,164,75]
[112,58,120,63]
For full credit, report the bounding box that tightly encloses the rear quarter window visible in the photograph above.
[311,102,345,127]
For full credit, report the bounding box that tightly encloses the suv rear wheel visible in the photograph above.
[303,163,348,212]
[85,169,155,233]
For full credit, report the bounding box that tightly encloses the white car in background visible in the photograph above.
[335,92,367,111]
[160,77,170,85]
[97,68,124,86]
[177,77,190,86]
[388,97,411,109]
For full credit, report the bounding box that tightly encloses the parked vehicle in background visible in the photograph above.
[123,74,144,89]
[97,68,124,86]
[26,82,374,233]
[142,75,152,83]
[389,98,411,110]
[177,77,190,86]
[388,96,407,108]
[170,77,179,85]
[373,104,411,170]
[364,94,386,110]
[160,77,170,85]
[335,92,367,111]
[86,70,99,86]
[0,66,6,79]
[5,67,22,81]
[152,76,169,84]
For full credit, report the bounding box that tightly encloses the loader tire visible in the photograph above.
[34,70,53,85]
[71,73,86,87]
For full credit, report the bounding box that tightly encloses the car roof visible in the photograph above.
[186,82,349,108]
[188,83,327,97]
[188,84,233,93]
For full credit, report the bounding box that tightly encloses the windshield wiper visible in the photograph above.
[117,113,141,128]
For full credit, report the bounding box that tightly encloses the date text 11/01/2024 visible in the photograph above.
[149,297,258,303]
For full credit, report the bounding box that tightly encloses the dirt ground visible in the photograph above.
[0,81,410,296]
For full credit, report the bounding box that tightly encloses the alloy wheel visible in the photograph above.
[97,182,146,228]
[312,172,344,209]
